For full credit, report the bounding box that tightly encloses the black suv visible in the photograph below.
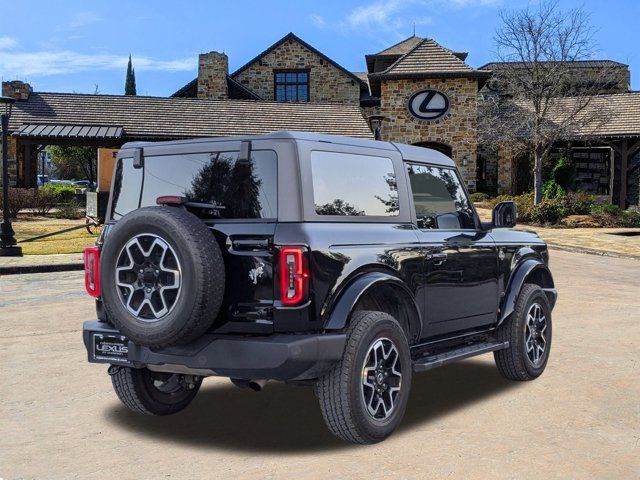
[83,131,557,444]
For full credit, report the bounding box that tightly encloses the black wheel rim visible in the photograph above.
[361,337,403,420]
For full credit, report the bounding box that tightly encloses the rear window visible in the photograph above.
[310,151,398,216]
[110,158,142,220]
[139,150,277,219]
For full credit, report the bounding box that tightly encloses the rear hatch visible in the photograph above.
[107,142,278,334]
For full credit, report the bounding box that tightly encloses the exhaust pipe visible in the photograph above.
[230,378,268,392]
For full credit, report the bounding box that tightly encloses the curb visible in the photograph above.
[0,262,84,276]
[547,243,640,261]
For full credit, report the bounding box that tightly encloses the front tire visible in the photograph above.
[494,283,552,381]
[316,311,412,444]
[110,367,201,415]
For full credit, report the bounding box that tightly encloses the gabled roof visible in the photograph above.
[231,32,367,87]
[373,35,424,56]
[8,92,373,139]
[370,38,489,79]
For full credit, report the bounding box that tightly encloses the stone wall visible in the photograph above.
[197,52,228,100]
[378,77,479,190]
[0,137,19,187]
[233,38,360,104]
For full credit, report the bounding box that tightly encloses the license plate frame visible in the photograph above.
[92,333,131,364]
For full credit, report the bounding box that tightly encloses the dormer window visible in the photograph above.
[275,71,309,102]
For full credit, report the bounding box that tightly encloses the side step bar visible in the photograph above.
[412,340,509,373]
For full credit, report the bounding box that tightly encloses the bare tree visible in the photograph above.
[479,0,614,204]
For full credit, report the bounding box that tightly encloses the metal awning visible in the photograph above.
[13,124,124,139]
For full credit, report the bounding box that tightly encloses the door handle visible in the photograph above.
[426,252,448,265]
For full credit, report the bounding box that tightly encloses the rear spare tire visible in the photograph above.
[100,206,225,347]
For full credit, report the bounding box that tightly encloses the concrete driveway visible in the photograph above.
[1,250,638,479]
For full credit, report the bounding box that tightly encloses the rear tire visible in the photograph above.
[316,311,412,444]
[110,367,201,416]
[494,283,552,381]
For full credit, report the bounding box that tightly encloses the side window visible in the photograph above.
[406,163,476,229]
[311,151,398,216]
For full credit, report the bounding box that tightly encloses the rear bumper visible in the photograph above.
[82,320,346,381]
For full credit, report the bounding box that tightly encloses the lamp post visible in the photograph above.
[0,95,22,257]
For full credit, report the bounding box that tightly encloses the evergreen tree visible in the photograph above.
[125,55,137,96]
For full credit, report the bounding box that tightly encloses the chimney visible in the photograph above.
[2,80,32,100]
[197,52,228,100]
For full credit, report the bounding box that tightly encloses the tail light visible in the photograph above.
[84,246,101,297]
[279,246,309,306]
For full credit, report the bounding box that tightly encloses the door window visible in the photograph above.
[406,164,475,229]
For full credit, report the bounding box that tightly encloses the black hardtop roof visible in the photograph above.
[120,131,455,167]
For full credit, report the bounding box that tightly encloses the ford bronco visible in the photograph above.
[82,131,557,444]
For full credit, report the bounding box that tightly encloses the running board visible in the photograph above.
[412,340,509,372]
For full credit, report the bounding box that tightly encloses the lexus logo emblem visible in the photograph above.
[407,90,450,121]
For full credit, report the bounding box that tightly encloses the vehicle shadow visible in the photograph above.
[105,359,521,453]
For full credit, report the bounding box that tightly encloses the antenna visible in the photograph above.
[413,22,416,37]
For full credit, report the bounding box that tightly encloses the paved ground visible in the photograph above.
[1,250,638,479]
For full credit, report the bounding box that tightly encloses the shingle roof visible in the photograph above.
[373,36,424,56]
[370,38,489,79]
[479,60,628,71]
[502,92,640,138]
[8,92,373,139]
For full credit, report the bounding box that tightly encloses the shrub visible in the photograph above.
[42,184,76,204]
[591,202,622,217]
[529,200,565,225]
[0,188,34,218]
[562,191,596,216]
[622,210,640,227]
[32,188,57,215]
[487,192,535,222]
[552,157,575,190]
[470,192,490,202]
[542,180,564,199]
[53,199,84,219]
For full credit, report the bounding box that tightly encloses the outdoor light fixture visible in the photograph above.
[462,155,469,167]
[0,95,22,257]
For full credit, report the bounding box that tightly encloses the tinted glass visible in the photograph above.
[274,70,309,102]
[110,158,142,220]
[141,150,277,219]
[406,164,475,229]
[311,151,398,216]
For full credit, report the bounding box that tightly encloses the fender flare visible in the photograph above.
[323,271,422,338]
[499,258,557,325]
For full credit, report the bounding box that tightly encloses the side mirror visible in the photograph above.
[492,201,517,228]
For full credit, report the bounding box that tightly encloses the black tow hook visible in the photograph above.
[107,365,123,376]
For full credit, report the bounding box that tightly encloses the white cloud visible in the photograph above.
[310,13,326,28]
[346,0,403,28]
[0,36,17,50]
[0,50,196,77]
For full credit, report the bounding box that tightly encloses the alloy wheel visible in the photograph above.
[361,337,403,420]
[115,233,182,321]
[525,302,548,367]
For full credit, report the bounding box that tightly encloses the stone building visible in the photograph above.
[2,31,639,206]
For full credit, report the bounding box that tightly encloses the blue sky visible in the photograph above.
[1,0,638,96]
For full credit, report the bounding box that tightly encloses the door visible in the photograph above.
[405,163,499,339]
